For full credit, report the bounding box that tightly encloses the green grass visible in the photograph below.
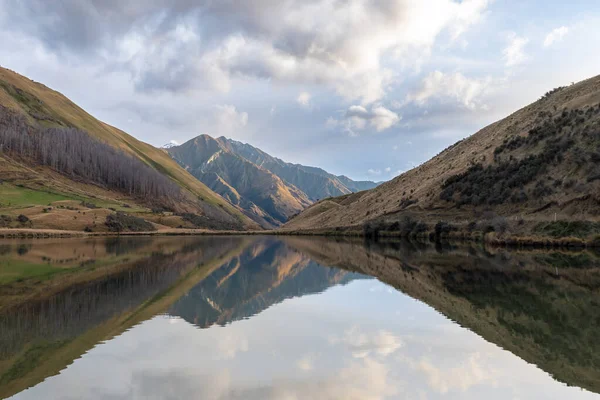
[0,340,68,385]
[0,184,75,208]
[0,183,147,213]
[0,258,67,284]
[534,221,600,239]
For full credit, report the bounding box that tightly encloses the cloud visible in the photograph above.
[328,105,400,135]
[406,70,492,109]
[367,169,382,176]
[297,353,315,371]
[503,32,529,67]
[417,353,498,394]
[214,105,249,135]
[329,327,404,358]
[1,0,490,103]
[384,167,392,173]
[543,26,569,47]
[297,91,311,107]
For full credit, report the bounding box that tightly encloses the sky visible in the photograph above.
[0,0,599,181]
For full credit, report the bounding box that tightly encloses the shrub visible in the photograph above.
[363,222,382,239]
[83,226,93,232]
[534,221,600,239]
[81,201,98,209]
[434,221,457,238]
[179,213,211,228]
[105,212,155,232]
[399,198,418,209]
[490,216,509,234]
[0,215,12,227]
[532,181,554,198]
[17,214,30,224]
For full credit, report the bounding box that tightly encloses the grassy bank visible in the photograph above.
[2,219,600,248]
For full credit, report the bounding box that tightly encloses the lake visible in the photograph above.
[0,236,599,399]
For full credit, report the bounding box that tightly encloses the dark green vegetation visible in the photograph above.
[441,105,600,206]
[105,212,156,233]
[534,220,600,239]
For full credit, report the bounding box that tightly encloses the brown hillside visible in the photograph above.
[285,74,600,232]
[0,67,258,231]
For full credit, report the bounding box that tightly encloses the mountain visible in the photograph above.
[167,135,311,228]
[169,238,365,328]
[285,74,600,239]
[167,135,379,228]
[0,67,257,231]
[223,137,380,200]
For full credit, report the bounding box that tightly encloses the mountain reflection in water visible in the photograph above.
[0,236,599,399]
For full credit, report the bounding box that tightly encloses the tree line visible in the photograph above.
[0,106,182,202]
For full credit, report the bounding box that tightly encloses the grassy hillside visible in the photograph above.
[285,74,600,242]
[0,67,257,231]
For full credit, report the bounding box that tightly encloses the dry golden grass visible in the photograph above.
[286,74,600,232]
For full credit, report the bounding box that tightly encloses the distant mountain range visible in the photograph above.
[167,135,379,228]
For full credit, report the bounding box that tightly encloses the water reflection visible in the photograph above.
[0,236,598,399]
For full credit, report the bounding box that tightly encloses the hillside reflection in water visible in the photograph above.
[0,236,599,399]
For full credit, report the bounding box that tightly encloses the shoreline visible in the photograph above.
[1,227,599,249]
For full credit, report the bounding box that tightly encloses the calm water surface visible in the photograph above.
[0,236,599,399]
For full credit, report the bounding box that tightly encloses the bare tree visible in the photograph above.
[0,106,183,204]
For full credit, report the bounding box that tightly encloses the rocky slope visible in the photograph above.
[285,74,600,235]
[224,137,379,200]
[0,67,257,231]
[168,135,378,228]
[168,135,311,228]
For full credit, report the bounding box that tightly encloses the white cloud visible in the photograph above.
[329,327,404,358]
[214,104,248,134]
[417,353,498,394]
[503,32,529,67]
[543,26,569,47]
[367,169,382,176]
[14,0,489,104]
[407,70,492,109]
[384,167,392,173]
[328,105,400,135]
[297,91,311,107]
[216,330,249,360]
[169,140,179,145]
